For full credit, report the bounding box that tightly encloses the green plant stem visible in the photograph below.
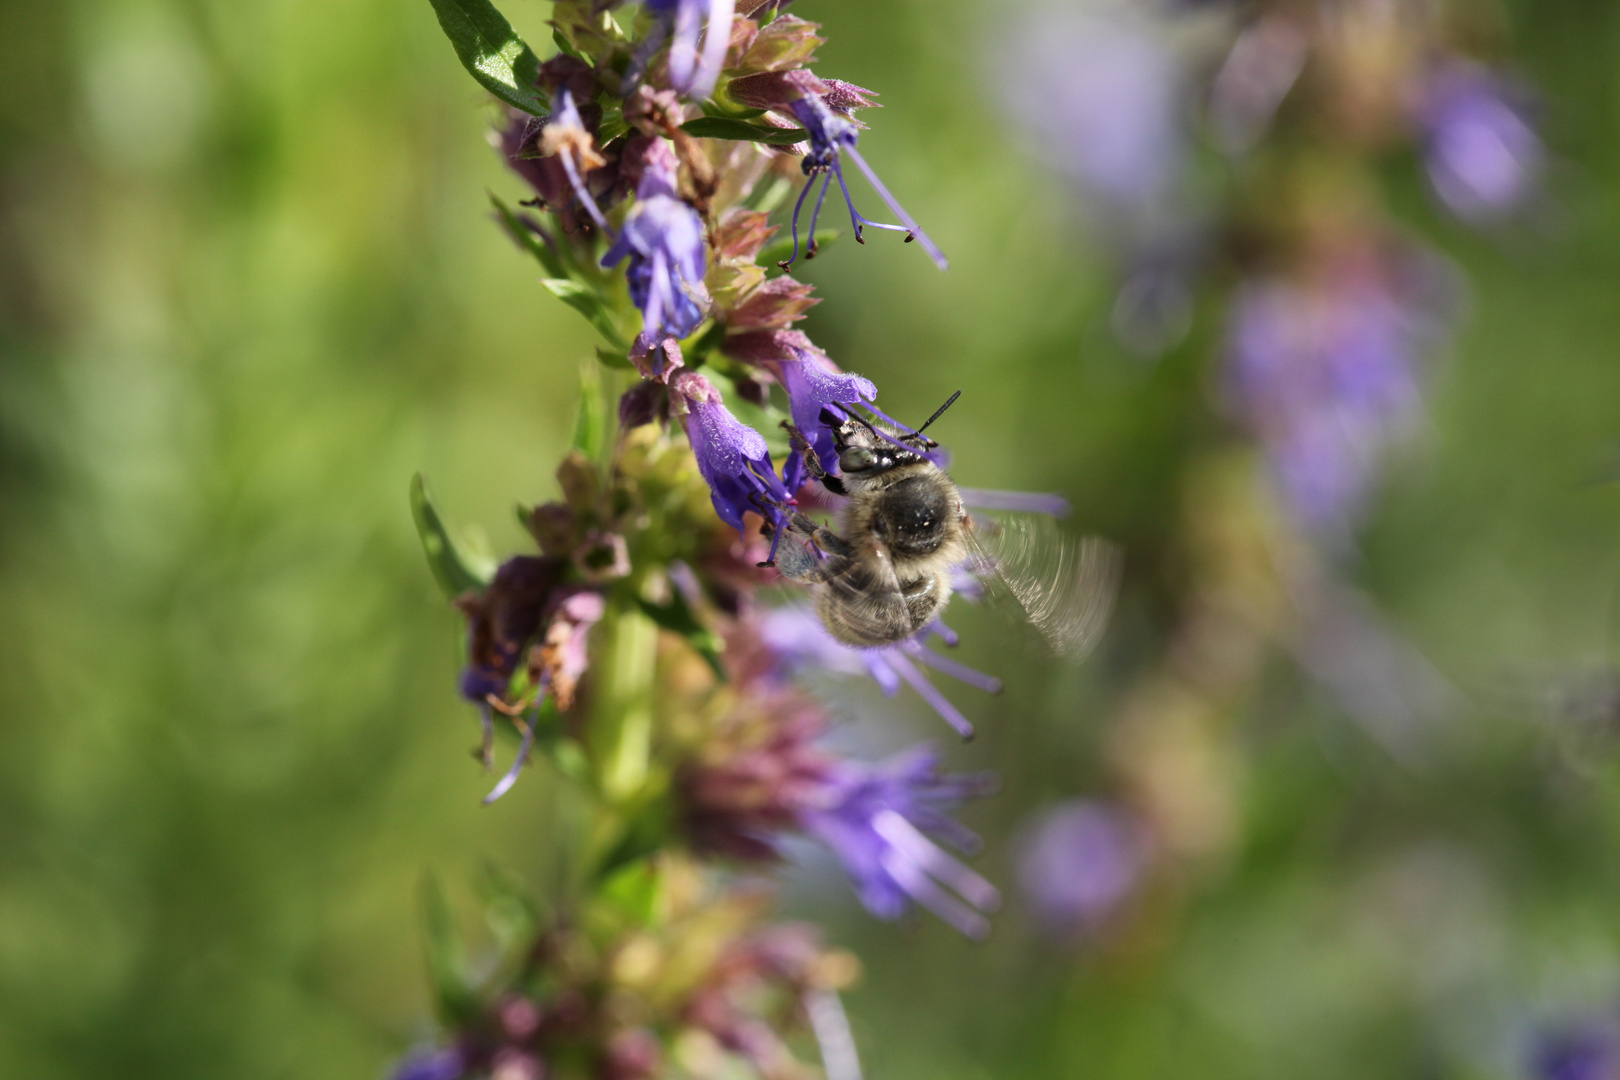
[589,602,658,804]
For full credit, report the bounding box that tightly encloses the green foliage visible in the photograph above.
[420,874,479,1025]
[412,474,497,598]
[541,278,631,352]
[635,588,726,681]
[491,193,566,278]
[570,363,607,460]
[426,0,548,116]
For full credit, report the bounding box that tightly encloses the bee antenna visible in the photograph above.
[912,390,962,440]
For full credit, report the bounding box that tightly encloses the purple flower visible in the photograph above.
[643,0,736,100]
[1421,64,1543,224]
[726,329,877,491]
[998,9,1186,226]
[1533,1025,1620,1080]
[671,371,788,534]
[456,556,567,706]
[1224,262,1452,538]
[780,94,947,271]
[1015,800,1146,937]
[601,142,709,345]
[758,605,1001,741]
[392,1047,466,1080]
[541,88,613,235]
[799,745,1000,938]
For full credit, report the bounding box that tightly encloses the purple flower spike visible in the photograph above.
[645,0,736,100]
[1224,263,1453,540]
[1421,64,1543,224]
[1015,800,1146,938]
[801,746,1000,938]
[671,371,788,534]
[602,143,710,344]
[782,95,947,271]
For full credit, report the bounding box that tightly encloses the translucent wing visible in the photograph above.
[962,511,1123,660]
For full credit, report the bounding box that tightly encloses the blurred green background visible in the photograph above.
[6,0,1620,1077]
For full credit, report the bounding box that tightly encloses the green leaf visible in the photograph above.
[571,362,606,459]
[679,116,808,146]
[595,346,633,371]
[596,854,664,922]
[541,278,629,351]
[700,101,767,121]
[490,194,565,278]
[411,474,496,598]
[474,863,541,954]
[427,0,548,115]
[680,321,726,367]
[758,228,840,270]
[634,590,726,681]
[419,874,478,1024]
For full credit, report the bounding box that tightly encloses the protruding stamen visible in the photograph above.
[483,709,539,805]
[903,643,1004,694]
[887,652,975,741]
[806,989,864,1080]
[558,152,613,237]
[690,0,737,100]
[779,171,820,270]
[806,170,832,258]
[843,145,949,270]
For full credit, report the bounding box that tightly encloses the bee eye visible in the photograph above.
[838,447,877,473]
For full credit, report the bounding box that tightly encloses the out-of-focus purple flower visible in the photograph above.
[1208,16,1308,156]
[537,89,615,237]
[1015,800,1146,937]
[782,94,948,271]
[1532,1024,1620,1080]
[1421,64,1543,224]
[671,371,789,535]
[457,556,567,705]
[602,142,709,345]
[998,9,1186,225]
[392,1047,467,1080]
[758,605,1001,741]
[799,745,1001,939]
[1224,262,1453,538]
[996,9,1200,356]
[481,587,606,806]
[644,0,736,100]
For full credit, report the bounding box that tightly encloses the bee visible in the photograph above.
[768,393,1121,656]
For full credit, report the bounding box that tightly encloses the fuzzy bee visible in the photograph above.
[768,394,1121,656]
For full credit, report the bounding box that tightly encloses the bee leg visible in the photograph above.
[782,422,848,496]
[785,511,856,559]
[768,512,854,584]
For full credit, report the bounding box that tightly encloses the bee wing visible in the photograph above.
[962,511,1122,660]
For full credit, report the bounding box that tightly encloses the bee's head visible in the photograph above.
[819,390,961,481]
[828,417,917,478]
